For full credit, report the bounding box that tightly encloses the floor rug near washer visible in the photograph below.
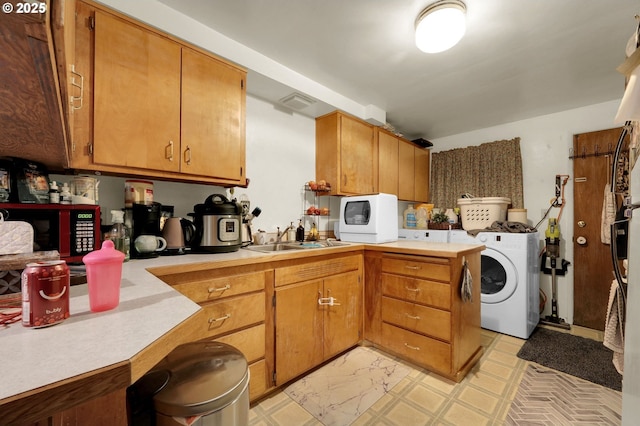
[505,364,621,425]
[284,346,410,426]
[517,327,622,391]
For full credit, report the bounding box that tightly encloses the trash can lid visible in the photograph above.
[151,341,249,417]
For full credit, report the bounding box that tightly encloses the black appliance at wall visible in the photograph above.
[130,202,162,258]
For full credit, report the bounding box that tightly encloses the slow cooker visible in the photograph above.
[191,194,243,253]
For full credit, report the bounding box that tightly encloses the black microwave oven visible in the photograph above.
[0,203,101,263]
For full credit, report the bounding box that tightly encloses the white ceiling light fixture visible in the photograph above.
[415,0,467,53]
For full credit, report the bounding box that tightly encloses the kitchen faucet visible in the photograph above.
[276,225,295,243]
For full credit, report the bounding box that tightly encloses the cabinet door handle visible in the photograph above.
[404,265,421,270]
[318,296,340,306]
[208,313,231,323]
[404,343,420,351]
[208,284,230,293]
[166,141,174,161]
[184,145,192,165]
[405,287,420,293]
[405,313,421,320]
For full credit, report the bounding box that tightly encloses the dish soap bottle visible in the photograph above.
[109,210,130,261]
[296,220,305,242]
[309,222,319,241]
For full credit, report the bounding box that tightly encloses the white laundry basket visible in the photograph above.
[457,197,511,230]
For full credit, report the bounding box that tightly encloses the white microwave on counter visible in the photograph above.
[338,193,398,243]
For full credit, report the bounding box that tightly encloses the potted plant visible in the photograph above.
[428,211,450,230]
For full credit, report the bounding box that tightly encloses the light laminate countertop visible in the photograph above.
[0,240,483,422]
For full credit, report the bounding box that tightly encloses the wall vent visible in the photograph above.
[279,93,315,110]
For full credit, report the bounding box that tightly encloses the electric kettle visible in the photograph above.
[162,217,196,255]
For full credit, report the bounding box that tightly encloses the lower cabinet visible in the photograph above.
[274,255,363,385]
[365,250,482,382]
[158,267,270,402]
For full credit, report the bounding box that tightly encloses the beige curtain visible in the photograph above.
[430,137,524,209]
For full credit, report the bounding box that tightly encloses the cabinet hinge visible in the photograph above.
[272,371,276,384]
[240,166,243,177]
[88,15,95,31]
[272,294,276,307]
[241,79,244,90]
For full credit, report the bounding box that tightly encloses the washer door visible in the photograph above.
[480,248,518,304]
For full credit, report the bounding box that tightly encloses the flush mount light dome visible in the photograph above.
[415,0,466,53]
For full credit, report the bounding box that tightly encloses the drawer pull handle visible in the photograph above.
[405,287,420,293]
[208,313,231,323]
[404,343,420,351]
[404,265,421,270]
[208,284,231,293]
[405,313,421,320]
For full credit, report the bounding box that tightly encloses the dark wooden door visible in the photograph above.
[572,128,627,330]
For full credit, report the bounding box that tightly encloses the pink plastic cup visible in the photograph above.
[83,240,125,312]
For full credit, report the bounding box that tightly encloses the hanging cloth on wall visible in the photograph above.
[601,183,616,244]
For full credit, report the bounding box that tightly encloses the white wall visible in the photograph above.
[51,94,321,236]
[428,99,622,325]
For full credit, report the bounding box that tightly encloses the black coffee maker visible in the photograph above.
[131,202,162,258]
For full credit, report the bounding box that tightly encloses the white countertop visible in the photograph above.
[0,240,483,407]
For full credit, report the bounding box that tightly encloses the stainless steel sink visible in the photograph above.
[244,240,349,253]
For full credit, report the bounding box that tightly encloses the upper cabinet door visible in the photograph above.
[93,10,181,172]
[340,115,376,194]
[181,48,246,180]
[377,130,399,196]
[398,140,416,201]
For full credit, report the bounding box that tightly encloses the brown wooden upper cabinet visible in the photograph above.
[377,128,430,203]
[316,111,378,195]
[68,0,247,186]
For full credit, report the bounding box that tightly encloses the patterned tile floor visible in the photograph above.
[249,326,620,425]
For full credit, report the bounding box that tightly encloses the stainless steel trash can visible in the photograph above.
[133,341,249,426]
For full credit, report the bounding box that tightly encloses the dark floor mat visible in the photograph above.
[516,326,622,391]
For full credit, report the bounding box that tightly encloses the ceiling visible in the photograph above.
[155,0,638,140]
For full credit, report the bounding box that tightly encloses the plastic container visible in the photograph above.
[60,183,72,205]
[83,240,125,312]
[70,176,100,205]
[457,197,511,230]
[125,179,154,208]
[48,181,60,204]
[403,204,417,229]
[508,208,528,224]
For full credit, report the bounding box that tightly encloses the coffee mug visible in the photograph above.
[134,235,167,253]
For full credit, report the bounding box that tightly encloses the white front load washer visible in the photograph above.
[450,230,540,339]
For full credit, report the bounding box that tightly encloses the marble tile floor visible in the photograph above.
[249,326,615,426]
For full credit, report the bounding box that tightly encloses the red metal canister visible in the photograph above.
[21,260,70,328]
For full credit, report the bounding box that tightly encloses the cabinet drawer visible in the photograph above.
[249,359,267,401]
[213,324,265,363]
[200,292,265,339]
[172,271,266,303]
[275,255,360,287]
[381,296,451,341]
[381,273,450,310]
[382,257,450,282]
[381,323,451,375]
